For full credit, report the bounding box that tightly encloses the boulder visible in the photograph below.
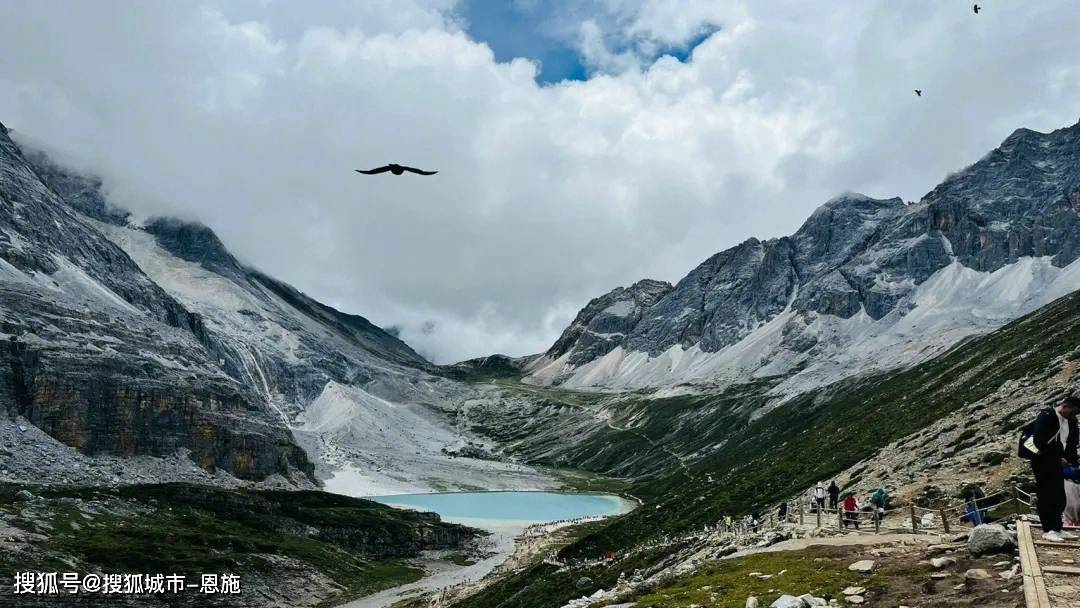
[840,587,865,596]
[847,560,875,573]
[964,568,991,581]
[968,524,1014,556]
[799,594,828,606]
[845,596,865,605]
[575,577,593,591]
[770,595,807,608]
[746,598,760,608]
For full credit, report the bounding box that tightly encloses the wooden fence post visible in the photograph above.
[817,507,822,529]
[910,506,918,533]
[941,509,950,534]
[800,505,805,526]
[837,507,843,531]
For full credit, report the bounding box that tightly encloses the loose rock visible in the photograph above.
[968,524,1014,556]
[847,560,875,573]
[930,557,956,569]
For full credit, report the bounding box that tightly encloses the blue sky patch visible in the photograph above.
[457,0,588,84]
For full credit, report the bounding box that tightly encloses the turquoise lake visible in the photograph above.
[370,491,633,526]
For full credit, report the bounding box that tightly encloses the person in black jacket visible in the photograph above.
[828,481,840,511]
[1030,395,1080,541]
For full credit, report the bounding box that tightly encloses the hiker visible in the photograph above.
[778,501,788,522]
[964,485,988,526]
[1023,395,1080,542]
[842,494,860,529]
[870,486,888,522]
[828,481,840,511]
[814,482,826,512]
[723,514,733,532]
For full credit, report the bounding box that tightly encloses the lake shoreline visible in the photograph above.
[336,490,638,608]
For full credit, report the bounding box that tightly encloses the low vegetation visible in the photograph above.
[461,289,1080,604]
[635,549,874,608]
[0,483,476,606]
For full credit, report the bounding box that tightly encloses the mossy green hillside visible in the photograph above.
[0,483,476,606]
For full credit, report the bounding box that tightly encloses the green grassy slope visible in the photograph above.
[0,483,477,606]
[458,288,1080,607]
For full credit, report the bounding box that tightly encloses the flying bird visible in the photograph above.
[355,163,437,176]
[914,89,922,97]
[973,4,980,14]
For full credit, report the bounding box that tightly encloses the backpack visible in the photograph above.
[871,489,887,508]
[1018,410,1061,460]
[1018,420,1038,459]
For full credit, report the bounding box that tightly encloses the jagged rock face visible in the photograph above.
[534,121,1080,389]
[21,140,433,413]
[9,128,501,492]
[138,215,431,377]
[144,217,250,283]
[546,279,672,364]
[626,239,798,355]
[921,127,1080,270]
[790,194,906,319]
[19,147,131,226]
[0,121,312,480]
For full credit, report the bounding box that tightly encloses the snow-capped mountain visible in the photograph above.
[0,121,311,480]
[527,121,1080,394]
[2,122,551,493]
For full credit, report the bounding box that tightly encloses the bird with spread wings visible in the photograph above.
[355,163,438,176]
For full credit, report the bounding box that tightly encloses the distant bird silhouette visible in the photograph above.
[914,89,922,97]
[973,4,980,14]
[355,163,437,176]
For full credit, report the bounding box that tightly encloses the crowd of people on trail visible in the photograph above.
[1020,394,1080,542]
[518,516,603,539]
[780,393,1080,539]
[800,481,891,530]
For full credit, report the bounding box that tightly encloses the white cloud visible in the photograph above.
[1,1,1078,363]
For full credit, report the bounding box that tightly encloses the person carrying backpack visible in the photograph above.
[828,481,840,511]
[871,486,888,522]
[1020,395,1080,542]
[814,482,826,512]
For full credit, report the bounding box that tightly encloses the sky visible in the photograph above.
[1,1,1079,364]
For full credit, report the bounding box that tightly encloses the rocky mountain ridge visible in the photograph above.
[528,121,1080,393]
[0,121,311,481]
[2,121,539,492]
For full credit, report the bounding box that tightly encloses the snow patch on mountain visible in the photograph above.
[94,219,557,495]
[300,381,557,496]
[529,255,1080,395]
[48,255,145,315]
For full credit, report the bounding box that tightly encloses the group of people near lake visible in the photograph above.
[795,481,890,530]
[518,515,602,539]
[1023,394,1080,542]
